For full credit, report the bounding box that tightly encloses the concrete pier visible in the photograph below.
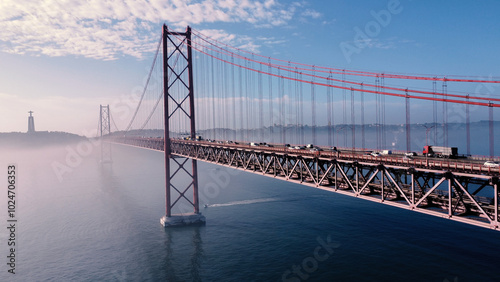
[160,213,206,227]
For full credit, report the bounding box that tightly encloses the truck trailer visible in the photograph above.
[423,146,458,158]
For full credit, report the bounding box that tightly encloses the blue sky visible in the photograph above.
[0,0,499,135]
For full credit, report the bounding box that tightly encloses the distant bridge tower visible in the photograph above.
[27,111,35,133]
[160,25,205,227]
[99,105,112,163]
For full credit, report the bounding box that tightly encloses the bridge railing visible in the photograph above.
[108,137,499,176]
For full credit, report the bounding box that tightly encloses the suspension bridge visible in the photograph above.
[99,25,500,230]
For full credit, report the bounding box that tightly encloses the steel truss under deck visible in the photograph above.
[113,137,500,231]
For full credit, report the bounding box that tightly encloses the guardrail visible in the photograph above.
[109,137,499,176]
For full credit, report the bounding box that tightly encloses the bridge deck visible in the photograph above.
[110,137,500,231]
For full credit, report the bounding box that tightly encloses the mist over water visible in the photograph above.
[1,142,499,281]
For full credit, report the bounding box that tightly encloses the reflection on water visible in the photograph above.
[163,227,204,282]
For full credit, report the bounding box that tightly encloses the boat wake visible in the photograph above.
[204,194,328,208]
[206,197,279,208]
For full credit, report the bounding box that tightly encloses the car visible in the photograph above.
[294,146,305,150]
[264,144,273,147]
[371,152,380,157]
[284,144,291,147]
[250,142,259,146]
[483,161,500,168]
[405,152,417,157]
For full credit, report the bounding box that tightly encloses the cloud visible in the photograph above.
[350,37,415,50]
[355,38,395,49]
[301,9,322,19]
[0,0,307,60]
[255,36,287,46]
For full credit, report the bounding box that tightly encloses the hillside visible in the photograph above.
[0,131,87,148]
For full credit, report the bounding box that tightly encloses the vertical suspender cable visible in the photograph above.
[268,58,274,143]
[442,78,448,147]
[311,66,316,145]
[406,88,411,152]
[327,72,332,146]
[299,72,304,144]
[231,55,236,141]
[490,103,494,159]
[280,68,286,143]
[239,61,243,141]
[288,62,293,145]
[295,67,300,145]
[222,52,229,140]
[211,56,216,139]
[433,78,437,145]
[342,70,347,147]
[278,66,283,143]
[247,55,252,140]
[361,83,365,149]
[466,94,470,156]
[381,74,386,149]
[351,88,355,149]
[217,56,222,139]
[259,63,263,141]
[223,54,228,140]
[375,75,380,150]
[244,57,248,140]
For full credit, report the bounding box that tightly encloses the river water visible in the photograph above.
[1,142,499,281]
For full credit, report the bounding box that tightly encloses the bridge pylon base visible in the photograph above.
[160,213,206,227]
